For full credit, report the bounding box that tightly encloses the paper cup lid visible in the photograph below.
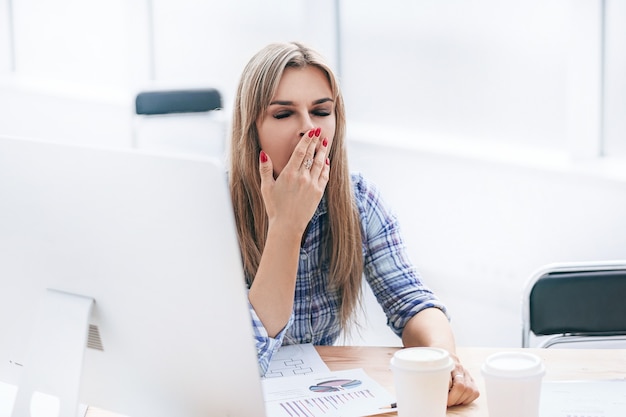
[481,351,545,378]
[390,347,454,372]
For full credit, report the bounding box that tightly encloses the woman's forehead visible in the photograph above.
[272,66,332,103]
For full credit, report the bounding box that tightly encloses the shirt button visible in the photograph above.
[300,253,308,260]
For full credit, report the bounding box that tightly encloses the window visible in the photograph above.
[339,0,626,160]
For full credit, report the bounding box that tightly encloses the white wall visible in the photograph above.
[604,0,626,156]
[0,78,132,148]
[0,0,13,74]
[341,0,570,152]
[345,136,626,348]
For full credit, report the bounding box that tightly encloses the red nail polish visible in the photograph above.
[260,150,268,163]
[322,138,328,147]
[315,127,321,136]
[308,129,315,138]
[326,158,330,165]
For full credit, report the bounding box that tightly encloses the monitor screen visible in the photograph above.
[0,136,265,417]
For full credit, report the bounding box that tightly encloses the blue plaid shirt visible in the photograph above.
[249,173,447,374]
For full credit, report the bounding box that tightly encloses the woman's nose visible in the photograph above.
[299,119,316,137]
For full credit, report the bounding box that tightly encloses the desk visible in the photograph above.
[316,346,626,417]
[86,346,626,417]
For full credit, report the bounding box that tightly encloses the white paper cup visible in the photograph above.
[390,347,454,417]
[481,351,545,417]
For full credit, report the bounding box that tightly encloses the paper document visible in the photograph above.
[265,344,330,378]
[540,379,626,417]
[263,368,395,417]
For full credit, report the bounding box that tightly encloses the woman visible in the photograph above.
[229,42,479,406]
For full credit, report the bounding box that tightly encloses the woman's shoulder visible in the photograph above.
[349,172,396,237]
[350,172,382,207]
[350,171,375,193]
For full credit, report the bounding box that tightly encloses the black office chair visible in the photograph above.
[132,88,225,158]
[135,88,222,116]
[521,261,626,348]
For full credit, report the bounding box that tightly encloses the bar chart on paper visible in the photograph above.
[263,368,395,417]
[262,345,395,417]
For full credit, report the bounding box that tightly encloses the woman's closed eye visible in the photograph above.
[272,109,331,120]
[273,111,292,120]
[313,109,331,117]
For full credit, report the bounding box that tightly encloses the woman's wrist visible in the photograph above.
[267,220,307,242]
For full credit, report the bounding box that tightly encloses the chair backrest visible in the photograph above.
[521,261,626,348]
[135,89,222,115]
[132,88,226,160]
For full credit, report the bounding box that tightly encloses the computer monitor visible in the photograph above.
[0,136,265,417]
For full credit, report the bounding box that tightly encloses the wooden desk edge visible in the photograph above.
[315,345,626,417]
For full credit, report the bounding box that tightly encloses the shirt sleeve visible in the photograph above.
[248,297,293,375]
[353,173,448,337]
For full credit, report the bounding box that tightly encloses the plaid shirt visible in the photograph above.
[249,173,447,374]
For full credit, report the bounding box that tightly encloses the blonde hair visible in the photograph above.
[229,42,363,334]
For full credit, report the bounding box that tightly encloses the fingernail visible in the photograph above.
[315,127,321,137]
[322,138,328,147]
[308,129,315,138]
[260,150,268,163]
[326,158,330,165]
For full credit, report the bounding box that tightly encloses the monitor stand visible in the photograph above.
[12,289,93,417]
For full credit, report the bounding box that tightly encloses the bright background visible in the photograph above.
[1,0,625,348]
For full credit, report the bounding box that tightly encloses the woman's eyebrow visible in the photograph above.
[313,98,334,105]
[269,100,293,106]
[269,97,334,106]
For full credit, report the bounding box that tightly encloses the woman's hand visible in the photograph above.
[259,127,330,235]
[401,309,480,407]
[447,355,480,407]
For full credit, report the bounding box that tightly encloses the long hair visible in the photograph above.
[229,42,363,334]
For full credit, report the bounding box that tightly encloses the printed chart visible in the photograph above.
[263,368,395,417]
[264,344,330,378]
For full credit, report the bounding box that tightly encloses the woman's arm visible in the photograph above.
[401,307,456,353]
[249,132,330,337]
[402,308,480,406]
[248,222,301,337]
